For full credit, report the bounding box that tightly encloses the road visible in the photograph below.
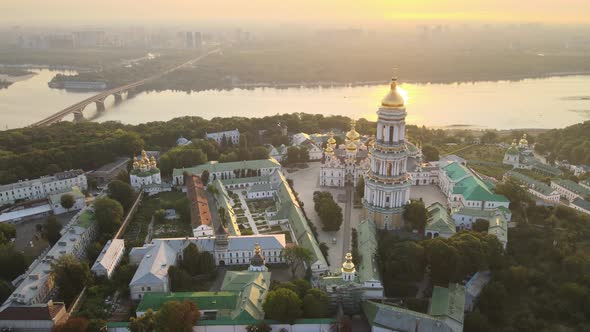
[341,184,353,261]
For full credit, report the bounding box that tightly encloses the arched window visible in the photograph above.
[389,125,394,143]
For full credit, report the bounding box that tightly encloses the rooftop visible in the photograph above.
[506,171,557,196]
[426,203,456,235]
[428,283,466,324]
[173,159,280,178]
[356,219,381,283]
[552,179,590,197]
[571,198,590,212]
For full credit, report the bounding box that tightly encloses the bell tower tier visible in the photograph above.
[363,79,411,230]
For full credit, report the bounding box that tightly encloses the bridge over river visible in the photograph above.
[29,48,220,127]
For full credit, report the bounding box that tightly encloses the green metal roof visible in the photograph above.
[426,203,456,235]
[553,179,590,197]
[212,179,240,236]
[136,291,239,313]
[428,283,466,324]
[507,171,556,195]
[452,207,495,219]
[442,162,469,181]
[505,146,519,155]
[220,271,271,321]
[453,176,509,203]
[173,159,280,178]
[356,219,380,283]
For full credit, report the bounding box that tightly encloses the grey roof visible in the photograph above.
[227,235,286,251]
[572,198,590,211]
[363,301,453,332]
[130,241,177,286]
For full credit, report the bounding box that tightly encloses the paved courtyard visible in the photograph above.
[286,162,354,273]
[410,184,448,208]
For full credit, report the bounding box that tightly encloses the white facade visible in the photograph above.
[193,224,214,237]
[551,180,590,202]
[4,208,97,306]
[0,170,87,205]
[363,79,412,230]
[303,141,323,161]
[291,133,311,146]
[320,126,370,188]
[130,151,162,192]
[206,129,240,145]
[91,239,125,279]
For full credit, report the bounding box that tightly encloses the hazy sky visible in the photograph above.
[2,0,590,25]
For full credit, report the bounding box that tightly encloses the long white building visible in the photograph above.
[206,128,240,145]
[128,234,286,301]
[91,239,125,279]
[0,170,87,205]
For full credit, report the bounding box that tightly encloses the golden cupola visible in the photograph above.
[341,253,355,273]
[346,140,357,152]
[381,78,405,108]
[327,131,337,146]
[519,134,528,146]
[325,145,334,155]
[346,120,360,142]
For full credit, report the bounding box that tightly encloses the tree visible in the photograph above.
[43,215,63,246]
[282,245,313,277]
[0,223,16,244]
[154,300,200,332]
[303,288,329,318]
[180,243,201,276]
[246,322,272,332]
[355,176,365,199]
[464,311,492,332]
[319,242,330,261]
[154,209,166,224]
[313,191,343,231]
[422,145,439,162]
[292,279,312,299]
[51,254,90,304]
[115,169,130,184]
[93,197,124,235]
[130,309,156,332]
[53,317,90,332]
[472,219,490,233]
[0,243,27,280]
[251,146,270,160]
[60,193,75,210]
[108,180,136,211]
[263,288,303,323]
[159,146,207,176]
[480,130,498,144]
[299,146,310,162]
[0,279,13,303]
[287,146,300,164]
[201,170,210,186]
[424,238,459,286]
[403,200,428,233]
[86,241,104,263]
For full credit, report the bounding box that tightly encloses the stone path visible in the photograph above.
[236,192,259,234]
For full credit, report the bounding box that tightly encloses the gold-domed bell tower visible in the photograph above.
[341,252,356,282]
[363,78,411,230]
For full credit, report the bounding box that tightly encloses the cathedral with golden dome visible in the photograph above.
[319,120,370,187]
[130,150,162,192]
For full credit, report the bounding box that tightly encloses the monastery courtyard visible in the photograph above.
[286,162,364,273]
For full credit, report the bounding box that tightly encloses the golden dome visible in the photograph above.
[519,134,528,145]
[325,145,334,155]
[327,131,337,145]
[381,78,405,108]
[346,141,357,152]
[346,120,360,142]
[341,253,355,273]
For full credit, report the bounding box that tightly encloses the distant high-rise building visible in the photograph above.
[194,32,202,47]
[73,31,105,48]
[185,31,194,48]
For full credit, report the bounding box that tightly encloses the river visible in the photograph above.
[1,69,590,130]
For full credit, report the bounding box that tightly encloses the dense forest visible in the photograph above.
[535,120,590,165]
[0,114,371,184]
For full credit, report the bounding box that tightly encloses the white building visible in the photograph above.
[49,187,86,215]
[4,209,97,306]
[128,234,286,301]
[91,239,125,279]
[438,162,510,210]
[206,128,240,145]
[0,169,87,205]
[291,132,311,146]
[320,125,370,188]
[551,179,590,202]
[193,224,214,237]
[424,202,456,239]
[130,150,162,192]
[505,171,560,204]
[302,140,323,161]
[267,144,287,162]
[176,136,191,146]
